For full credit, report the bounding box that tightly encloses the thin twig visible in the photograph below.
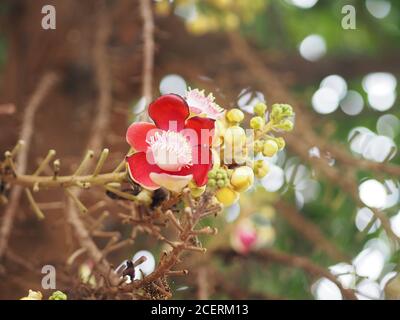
[217,248,357,300]
[139,0,155,121]
[0,72,58,260]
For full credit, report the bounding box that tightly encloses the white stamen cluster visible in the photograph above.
[147,131,193,171]
[186,88,224,119]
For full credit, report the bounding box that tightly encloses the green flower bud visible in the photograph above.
[208,170,216,179]
[280,104,293,117]
[49,291,67,300]
[271,104,282,122]
[217,180,225,188]
[277,119,294,132]
[208,178,217,187]
[250,116,265,130]
[275,137,286,150]
[254,102,267,116]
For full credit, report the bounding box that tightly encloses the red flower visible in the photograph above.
[126,94,215,192]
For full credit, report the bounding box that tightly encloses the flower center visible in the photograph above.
[147,131,192,172]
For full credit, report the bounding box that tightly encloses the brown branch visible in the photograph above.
[211,268,284,300]
[217,248,357,300]
[121,192,220,293]
[0,72,58,260]
[66,1,115,280]
[139,0,155,121]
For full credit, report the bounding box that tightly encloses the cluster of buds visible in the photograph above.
[155,0,267,35]
[210,101,294,207]
[252,102,293,157]
[20,290,67,300]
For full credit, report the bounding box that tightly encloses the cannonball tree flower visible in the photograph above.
[126,94,215,193]
[186,88,224,119]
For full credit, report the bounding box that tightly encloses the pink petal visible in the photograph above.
[126,152,162,190]
[149,172,193,193]
[183,116,215,146]
[148,94,189,131]
[239,230,257,249]
[126,122,160,152]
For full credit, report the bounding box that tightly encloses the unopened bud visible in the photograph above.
[226,108,245,123]
[262,140,279,157]
[230,166,254,192]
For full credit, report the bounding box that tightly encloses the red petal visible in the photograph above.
[179,145,212,186]
[126,122,160,152]
[126,152,162,190]
[183,116,215,146]
[148,94,189,131]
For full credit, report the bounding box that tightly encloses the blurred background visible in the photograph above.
[0,0,400,300]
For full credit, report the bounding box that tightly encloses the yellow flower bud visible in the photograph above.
[254,160,270,179]
[224,126,246,149]
[226,108,245,124]
[254,102,267,116]
[21,290,43,300]
[154,0,171,16]
[187,16,212,35]
[189,181,206,198]
[254,140,264,153]
[250,116,265,130]
[215,187,239,207]
[262,140,279,157]
[230,166,254,192]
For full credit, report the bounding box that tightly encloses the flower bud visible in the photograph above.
[277,119,294,132]
[226,108,245,123]
[280,104,293,117]
[250,116,265,130]
[262,140,279,157]
[254,140,264,153]
[215,187,239,206]
[254,160,270,179]
[270,104,282,122]
[230,166,254,192]
[20,290,43,300]
[275,137,286,150]
[224,126,246,149]
[49,291,68,300]
[207,178,217,188]
[189,181,206,198]
[254,102,267,116]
